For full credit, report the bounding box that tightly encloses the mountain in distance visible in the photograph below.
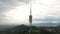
[0,24,39,34]
[0,22,60,31]
[33,23,60,27]
[0,25,17,30]
[10,24,39,31]
[1,24,39,32]
[0,24,60,34]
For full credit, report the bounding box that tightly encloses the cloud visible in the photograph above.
[0,0,23,12]
[33,16,60,21]
[0,0,30,18]
[33,16,54,21]
[18,0,31,3]
[0,0,33,14]
[0,0,22,22]
[0,0,60,25]
[0,0,32,25]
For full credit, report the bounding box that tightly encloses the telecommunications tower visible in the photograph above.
[29,2,32,34]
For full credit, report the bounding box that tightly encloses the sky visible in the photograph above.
[0,0,60,25]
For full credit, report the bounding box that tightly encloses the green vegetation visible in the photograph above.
[0,25,60,34]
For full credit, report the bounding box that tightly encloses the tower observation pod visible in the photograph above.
[29,10,32,23]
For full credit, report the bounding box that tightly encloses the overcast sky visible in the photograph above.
[0,0,60,25]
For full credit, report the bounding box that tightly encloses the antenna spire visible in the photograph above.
[30,3,32,15]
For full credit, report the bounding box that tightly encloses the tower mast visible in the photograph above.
[29,2,32,34]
